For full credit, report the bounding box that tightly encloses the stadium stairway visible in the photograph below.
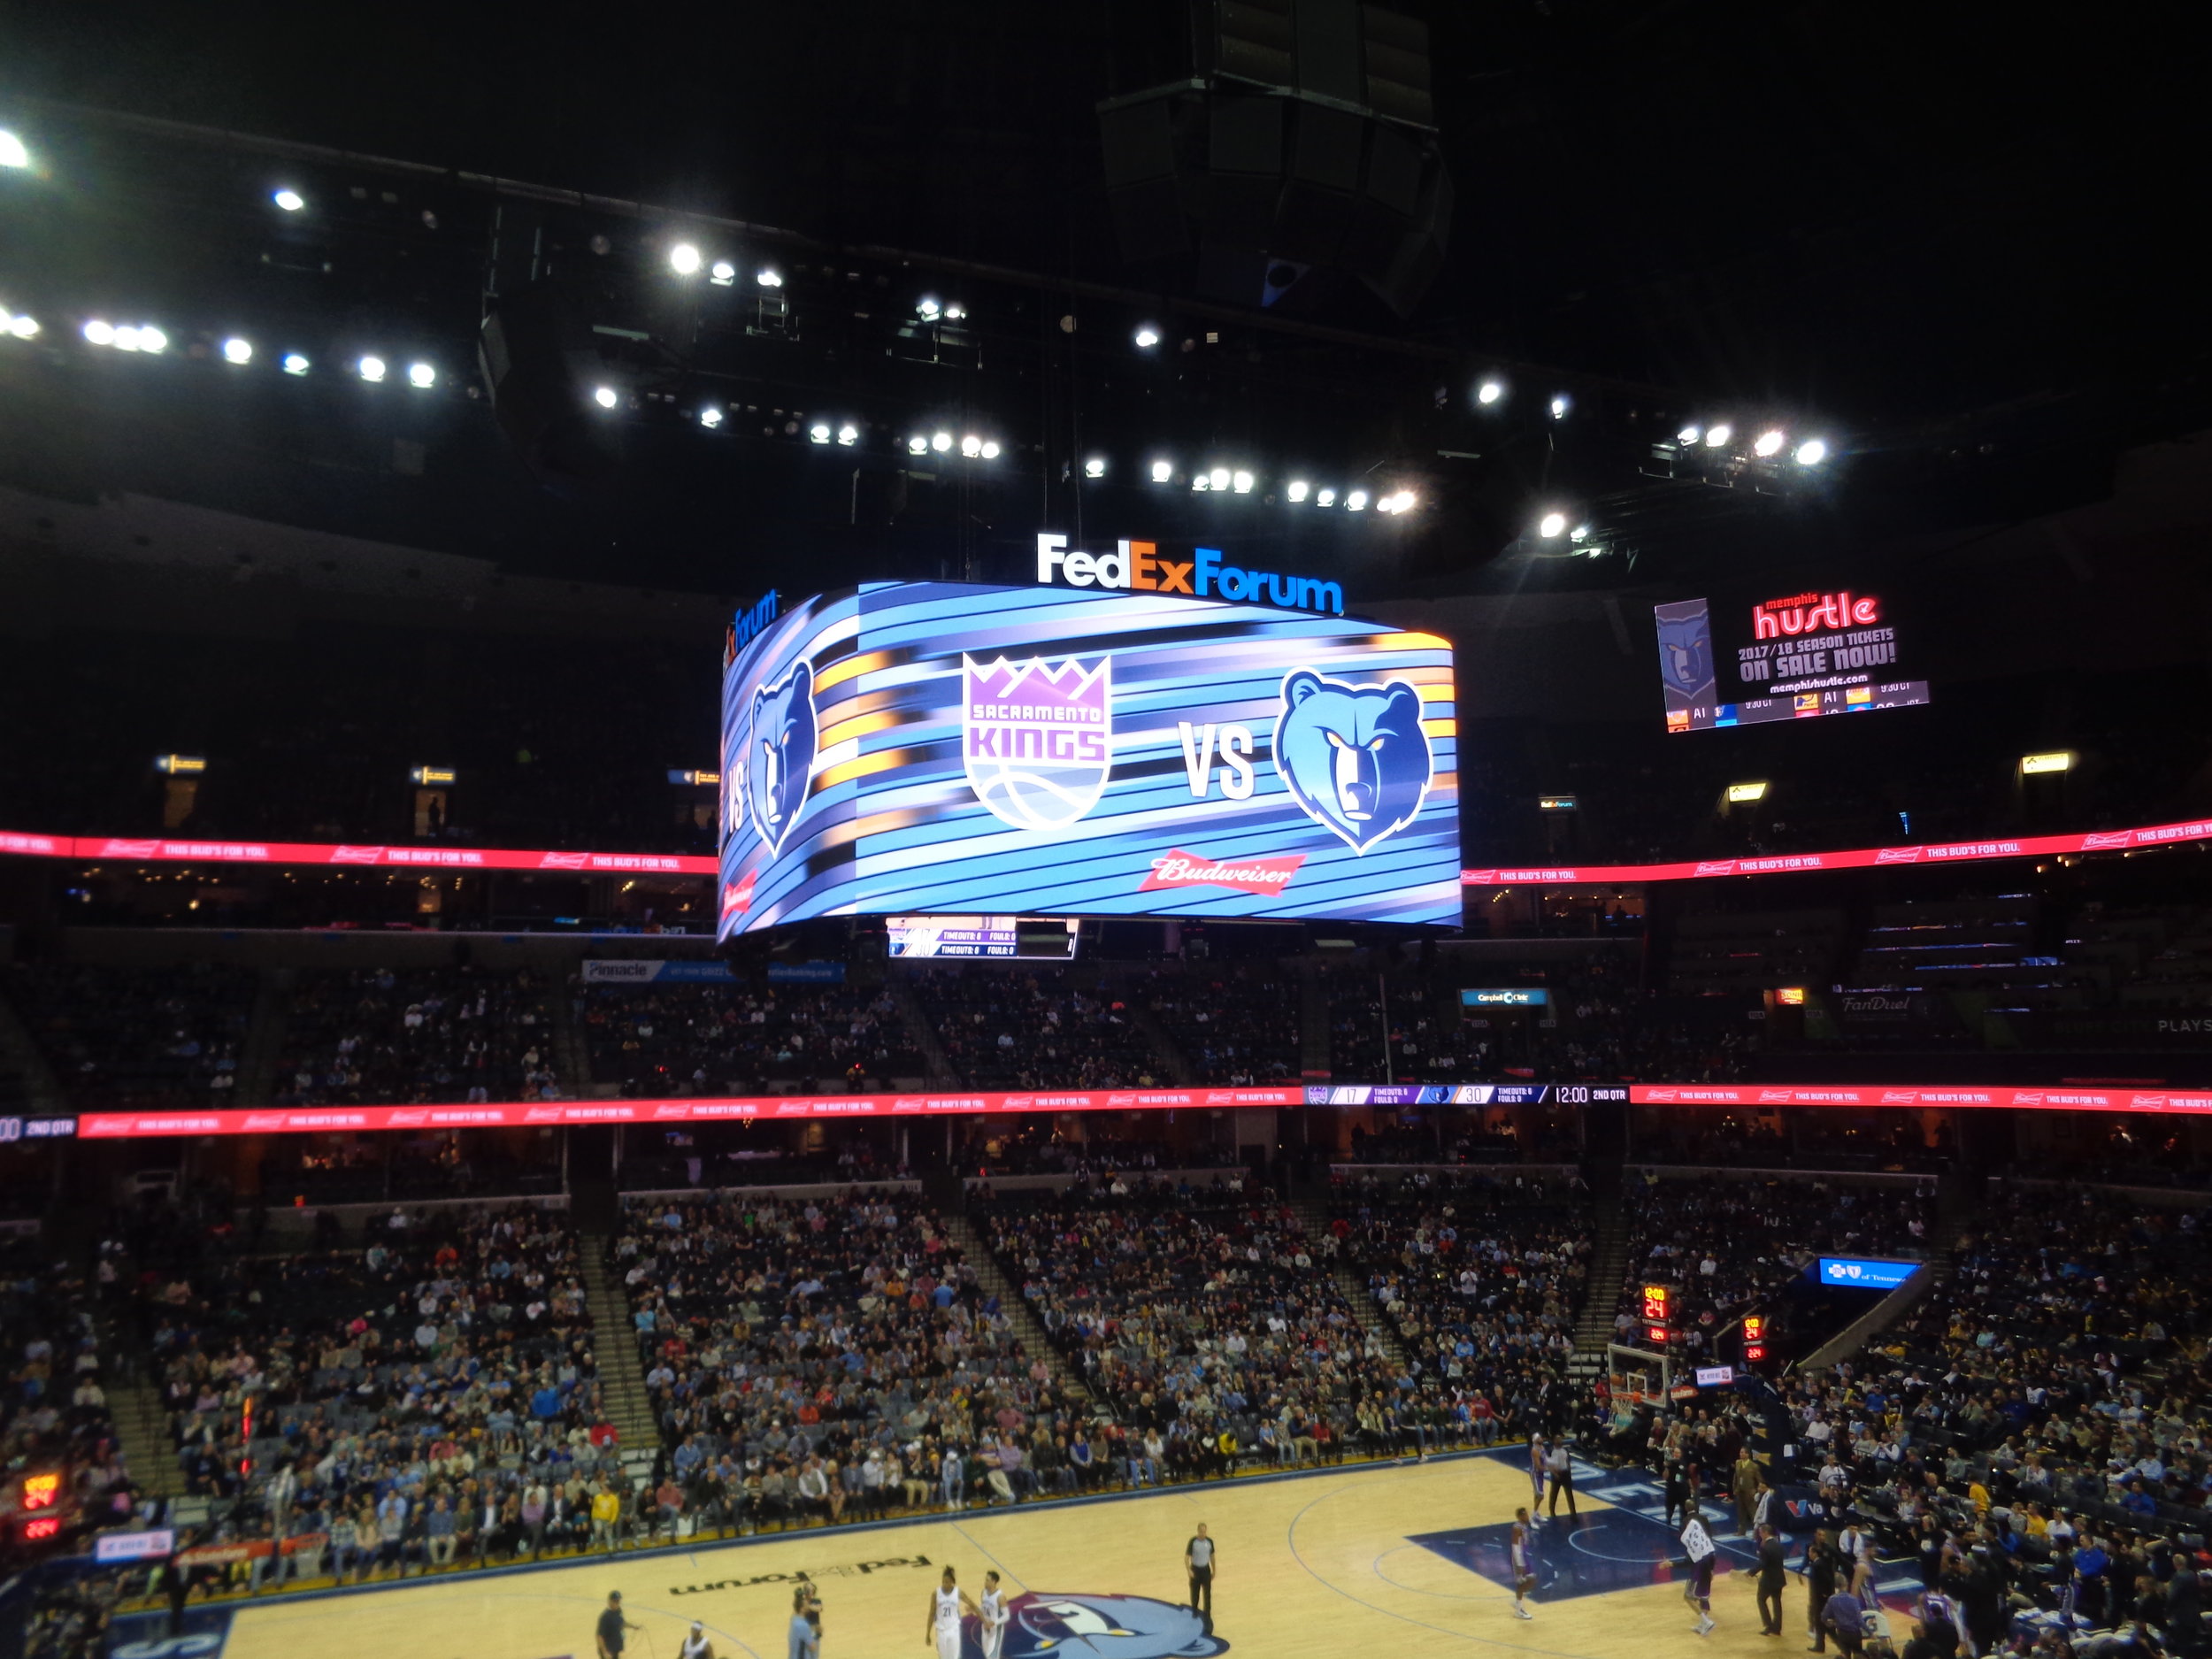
[1566,1204,1632,1383]
[939,1210,1094,1412]
[1123,995,1194,1085]
[1287,1194,1410,1371]
[1296,961,1329,1080]
[577,1230,666,1483]
[234,967,295,1105]
[96,1303,187,1501]
[0,979,67,1119]
[886,978,960,1083]
[549,983,592,1099]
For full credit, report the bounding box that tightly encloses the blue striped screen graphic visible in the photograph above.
[717,581,1459,933]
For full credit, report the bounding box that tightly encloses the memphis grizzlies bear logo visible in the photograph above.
[988,1590,1228,1657]
[1272,669,1432,854]
[745,659,818,855]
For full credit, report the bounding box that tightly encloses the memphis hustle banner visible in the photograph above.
[67,1079,2212,1138]
[718,580,1461,931]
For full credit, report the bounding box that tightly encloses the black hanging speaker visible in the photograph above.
[478,280,626,490]
[1097,0,1450,317]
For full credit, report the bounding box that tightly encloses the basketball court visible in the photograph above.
[112,1450,1895,1659]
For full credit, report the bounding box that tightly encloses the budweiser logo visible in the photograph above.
[2015,1092,2044,1105]
[1881,1090,1918,1103]
[1463,869,1495,884]
[1877,848,1923,864]
[331,845,386,864]
[98,840,161,857]
[1759,1088,1794,1102]
[2081,832,2134,849]
[242,1113,287,1131]
[539,850,592,870]
[723,870,757,914]
[1694,860,1737,876]
[1139,848,1305,895]
[387,1110,428,1126]
[524,1106,565,1124]
[1647,1088,1678,1102]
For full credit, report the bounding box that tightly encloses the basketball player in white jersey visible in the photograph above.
[978,1570,1011,1659]
[925,1564,979,1659]
[1509,1506,1537,1619]
[680,1619,716,1659]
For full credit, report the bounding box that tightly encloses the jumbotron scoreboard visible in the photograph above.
[717,577,1460,934]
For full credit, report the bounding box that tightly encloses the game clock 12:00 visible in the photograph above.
[717,581,1460,934]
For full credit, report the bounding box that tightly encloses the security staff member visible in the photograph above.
[1186,1522,1217,1634]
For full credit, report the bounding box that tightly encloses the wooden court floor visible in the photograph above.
[189,1453,1816,1659]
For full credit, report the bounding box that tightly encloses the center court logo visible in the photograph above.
[964,655,1112,832]
[995,1591,1229,1658]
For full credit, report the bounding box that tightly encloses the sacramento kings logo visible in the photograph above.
[963,654,1112,832]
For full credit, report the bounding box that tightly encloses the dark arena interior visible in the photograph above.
[2,8,2209,1659]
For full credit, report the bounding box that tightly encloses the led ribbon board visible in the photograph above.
[718,581,1459,931]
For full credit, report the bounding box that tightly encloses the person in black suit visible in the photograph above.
[1756,1524,1789,1636]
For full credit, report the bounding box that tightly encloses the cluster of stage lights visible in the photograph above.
[667,242,784,289]
[1140,459,1413,513]
[1675,420,1831,468]
[72,317,439,388]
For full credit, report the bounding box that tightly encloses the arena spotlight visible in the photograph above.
[1570,523,1590,542]
[1084,456,1106,478]
[1345,490,1369,511]
[756,267,784,288]
[959,434,982,457]
[1753,428,1786,457]
[592,385,618,409]
[1149,459,1172,483]
[1476,379,1505,406]
[669,243,703,276]
[1538,511,1568,538]
[282,352,310,375]
[1286,480,1310,503]
[1192,474,1210,492]
[110,325,142,351]
[272,187,304,211]
[81,319,114,346]
[944,303,966,321]
[710,260,736,284]
[1232,470,1255,494]
[980,440,1001,459]
[931,432,951,452]
[907,434,928,456]
[0,130,30,169]
[1677,424,1701,445]
[1794,438,1830,466]
[1316,488,1336,507]
[408,362,436,388]
[698,406,725,429]
[1548,394,1571,419]
[221,337,253,365]
[6,313,36,339]
[836,423,858,447]
[917,296,941,319]
[1703,423,1732,448]
[135,326,167,354]
[1208,467,1229,490]
[1134,325,1160,349]
[357,355,387,383]
[809,422,832,443]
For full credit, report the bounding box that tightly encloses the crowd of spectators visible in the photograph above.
[1611,1172,1939,1358]
[4,962,257,1109]
[979,1176,1413,1476]
[912,968,1163,1089]
[1320,958,1747,1087]
[273,968,564,1106]
[1326,1169,1589,1435]
[582,980,924,1095]
[614,1189,1087,1526]
[3,1237,136,1528]
[134,1202,615,1579]
[1134,966,1302,1085]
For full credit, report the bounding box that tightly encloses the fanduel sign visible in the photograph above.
[1035,534,1343,616]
